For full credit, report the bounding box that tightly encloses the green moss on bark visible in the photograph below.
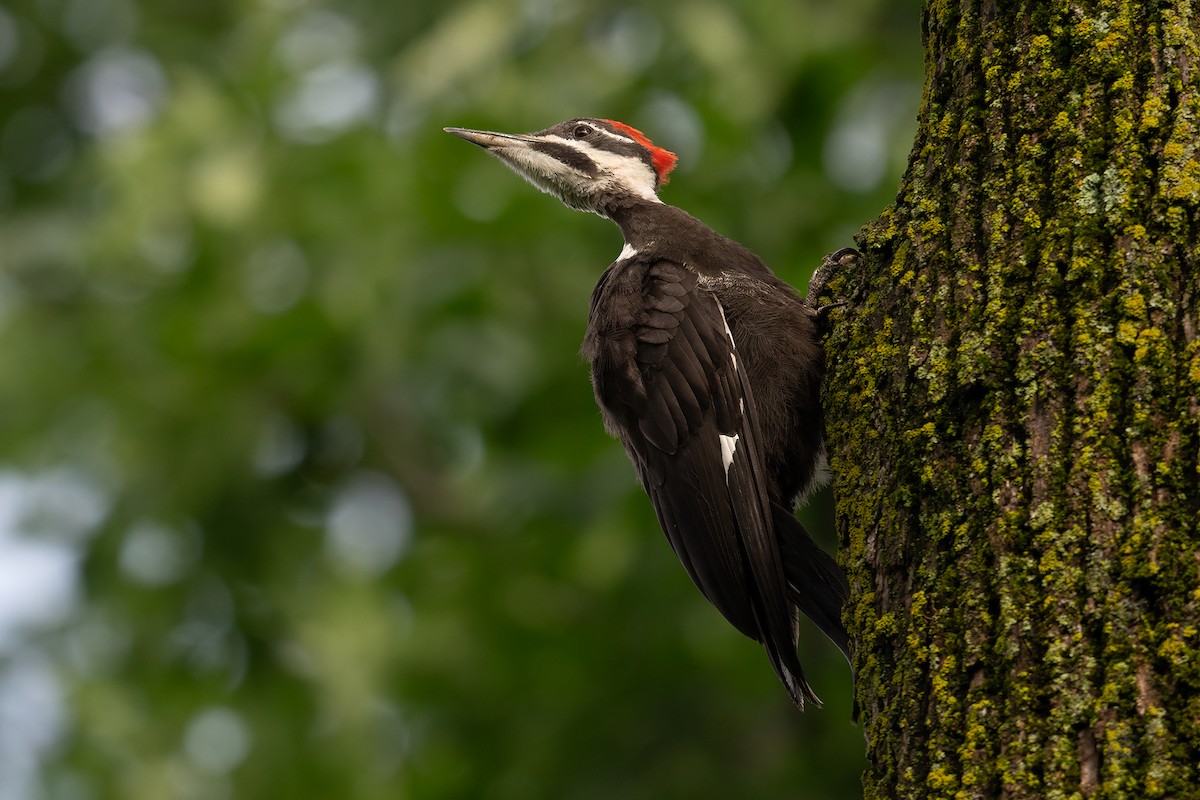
[820,1,1200,798]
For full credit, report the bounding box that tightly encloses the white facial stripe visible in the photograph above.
[540,134,588,153]
[495,142,596,203]
[592,126,635,147]
[540,136,661,202]
[583,144,660,202]
[499,144,571,177]
[542,130,635,150]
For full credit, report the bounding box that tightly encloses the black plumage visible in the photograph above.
[445,118,851,708]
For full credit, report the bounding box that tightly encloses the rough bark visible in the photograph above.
[819,1,1200,798]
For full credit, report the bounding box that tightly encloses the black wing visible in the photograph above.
[587,258,818,707]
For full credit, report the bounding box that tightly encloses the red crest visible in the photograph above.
[605,120,679,185]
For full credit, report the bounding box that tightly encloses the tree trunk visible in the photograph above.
[821,1,1200,798]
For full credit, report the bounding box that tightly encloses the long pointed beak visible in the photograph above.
[443,127,538,149]
[444,124,607,214]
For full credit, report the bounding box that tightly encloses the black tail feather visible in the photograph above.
[772,506,851,663]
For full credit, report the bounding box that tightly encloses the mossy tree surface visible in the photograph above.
[820,1,1200,798]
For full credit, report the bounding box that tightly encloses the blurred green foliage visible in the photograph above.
[0,0,920,797]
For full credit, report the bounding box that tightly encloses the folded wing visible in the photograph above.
[589,258,818,706]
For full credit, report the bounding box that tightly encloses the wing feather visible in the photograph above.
[588,256,818,706]
[659,359,705,430]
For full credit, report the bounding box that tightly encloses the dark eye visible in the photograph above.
[573,124,593,139]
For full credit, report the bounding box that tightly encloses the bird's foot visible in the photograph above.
[807,247,859,319]
[814,299,849,319]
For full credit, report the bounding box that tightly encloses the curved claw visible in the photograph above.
[807,247,860,313]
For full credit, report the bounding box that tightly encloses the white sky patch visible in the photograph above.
[184,706,252,774]
[0,468,108,800]
[0,537,79,647]
[64,47,167,138]
[587,8,663,76]
[0,654,67,800]
[823,76,919,193]
[325,471,412,580]
[274,60,379,143]
[640,93,703,168]
[118,521,196,587]
[0,469,106,648]
[275,10,359,73]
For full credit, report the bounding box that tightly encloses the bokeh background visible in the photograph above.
[0,0,921,797]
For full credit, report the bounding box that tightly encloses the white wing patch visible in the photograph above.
[715,300,740,373]
[618,242,638,261]
[715,299,742,481]
[719,433,740,476]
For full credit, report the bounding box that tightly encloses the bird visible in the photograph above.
[445,118,851,708]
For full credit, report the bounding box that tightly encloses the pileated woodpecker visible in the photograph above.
[445,118,851,708]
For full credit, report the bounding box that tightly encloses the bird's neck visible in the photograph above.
[603,194,783,285]
[603,196,694,252]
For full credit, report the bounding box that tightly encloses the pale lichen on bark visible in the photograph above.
[820,1,1200,798]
